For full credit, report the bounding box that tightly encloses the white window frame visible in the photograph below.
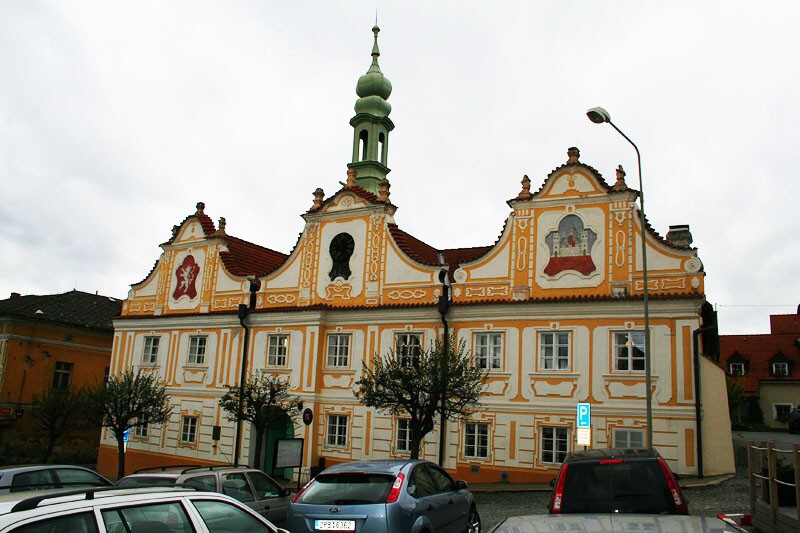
[142,336,160,365]
[541,426,569,464]
[327,334,351,368]
[396,418,411,453]
[267,334,289,366]
[774,403,793,421]
[181,416,198,443]
[188,336,207,365]
[474,332,503,370]
[773,362,789,377]
[395,333,422,366]
[464,422,490,459]
[539,331,571,371]
[52,362,73,391]
[613,428,645,449]
[326,414,348,447]
[613,331,645,372]
[729,362,746,376]
[133,417,149,438]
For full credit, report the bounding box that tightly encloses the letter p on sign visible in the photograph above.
[577,403,591,428]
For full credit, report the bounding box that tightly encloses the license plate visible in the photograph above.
[315,519,355,531]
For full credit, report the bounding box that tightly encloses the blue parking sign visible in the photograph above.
[577,403,591,428]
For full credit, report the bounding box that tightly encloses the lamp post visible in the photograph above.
[233,278,260,466]
[587,107,652,448]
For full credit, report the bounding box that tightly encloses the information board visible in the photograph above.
[274,438,304,469]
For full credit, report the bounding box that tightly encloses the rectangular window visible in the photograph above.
[772,362,789,377]
[188,336,207,365]
[474,332,503,370]
[729,362,745,376]
[133,418,149,438]
[326,415,348,447]
[267,334,289,366]
[613,331,645,372]
[327,334,351,368]
[539,332,571,371]
[181,416,198,443]
[464,422,490,458]
[142,336,160,364]
[52,362,74,391]
[774,403,792,421]
[613,428,645,449]
[395,333,422,366]
[396,418,411,453]
[541,426,569,463]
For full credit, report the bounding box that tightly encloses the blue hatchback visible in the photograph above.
[288,459,480,533]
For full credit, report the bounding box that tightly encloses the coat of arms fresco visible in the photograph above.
[173,254,200,300]
[544,214,597,276]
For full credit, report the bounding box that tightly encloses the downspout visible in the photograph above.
[233,278,260,467]
[693,325,715,479]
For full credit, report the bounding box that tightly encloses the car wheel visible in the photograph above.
[465,507,481,533]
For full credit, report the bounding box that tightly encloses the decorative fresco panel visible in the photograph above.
[544,215,597,276]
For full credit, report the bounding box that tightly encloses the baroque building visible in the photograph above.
[98,26,733,482]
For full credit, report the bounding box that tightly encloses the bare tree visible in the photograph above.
[219,373,302,469]
[30,386,93,462]
[355,339,487,459]
[88,369,171,479]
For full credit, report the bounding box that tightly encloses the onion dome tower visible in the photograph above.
[347,25,394,194]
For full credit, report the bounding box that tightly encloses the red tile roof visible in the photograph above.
[720,314,800,395]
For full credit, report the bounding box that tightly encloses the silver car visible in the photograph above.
[0,465,112,493]
[288,459,480,533]
[116,465,291,527]
[488,514,748,532]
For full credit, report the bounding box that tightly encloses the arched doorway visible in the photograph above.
[261,411,294,481]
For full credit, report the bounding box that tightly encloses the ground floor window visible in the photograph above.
[613,428,644,448]
[464,422,490,458]
[541,426,568,463]
[396,418,411,453]
[181,416,198,443]
[326,414,348,447]
[774,403,793,421]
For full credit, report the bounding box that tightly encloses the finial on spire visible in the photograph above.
[346,168,358,188]
[378,178,391,202]
[196,201,205,214]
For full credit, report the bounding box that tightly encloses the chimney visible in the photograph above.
[666,225,693,247]
[10,292,20,298]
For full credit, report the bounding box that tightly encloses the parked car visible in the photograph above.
[288,459,480,533]
[116,465,291,526]
[0,465,112,493]
[488,514,748,532]
[0,485,289,532]
[548,447,688,514]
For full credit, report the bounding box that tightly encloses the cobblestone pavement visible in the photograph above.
[474,467,751,532]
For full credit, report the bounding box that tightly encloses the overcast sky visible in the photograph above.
[1,1,797,335]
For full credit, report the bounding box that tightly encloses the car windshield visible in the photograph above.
[561,460,673,514]
[116,476,176,487]
[297,473,395,505]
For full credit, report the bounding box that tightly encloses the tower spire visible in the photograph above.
[347,24,394,194]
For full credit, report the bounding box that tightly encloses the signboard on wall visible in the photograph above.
[274,438,304,469]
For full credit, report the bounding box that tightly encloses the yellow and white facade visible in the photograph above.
[98,26,734,483]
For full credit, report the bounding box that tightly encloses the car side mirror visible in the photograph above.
[549,478,556,487]
[456,480,469,490]
[280,488,290,497]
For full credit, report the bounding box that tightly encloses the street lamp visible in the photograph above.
[587,106,653,448]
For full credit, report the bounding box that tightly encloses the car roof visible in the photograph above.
[0,487,203,516]
[0,465,98,474]
[127,465,257,476]
[563,447,660,463]
[319,459,422,475]
[492,514,743,533]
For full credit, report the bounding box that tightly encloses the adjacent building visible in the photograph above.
[720,310,800,429]
[98,26,733,482]
[0,290,122,458]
